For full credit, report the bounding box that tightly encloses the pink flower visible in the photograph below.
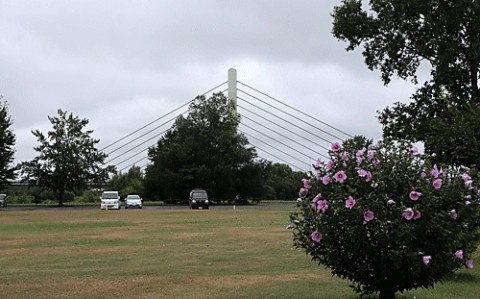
[326,160,334,171]
[465,180,473,189]
[302,179,312,190]
[455,249,464,260]
[410,146,419,156]
[315,158,322,168]
[433,179,442,190]
[466,259,474,269]
[345,196,356,209]
[334,170,347,183]
[311,230,322,243]
[356,149,365,159]
[316,200,329,213]
[341,151,350,162]
[403,208,414,220]
[431,164,445,178]
[420,171,427,179]
[298,188,307,199]
[461,173,472,182]
[311,194,321,211]
[367,150,375,160]
[409,191,422,201]
[357,169,367,177]
[321,175,330,185]
[460,173,473,188]
[365,171,373,182]
[372,159,381,168]
[356,149,365,165]
[450,209,458,220]
[363,210,374,222]
[413,210,422,220]
[431,164,440,178]
[331,142,342,152]
[423,255,432,265]
[356,157,363,165]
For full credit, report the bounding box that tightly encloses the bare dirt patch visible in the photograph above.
[0,272,333,299]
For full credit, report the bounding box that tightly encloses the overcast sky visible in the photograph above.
[1,0,420,172]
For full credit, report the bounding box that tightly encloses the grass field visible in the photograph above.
[1,207,480,299]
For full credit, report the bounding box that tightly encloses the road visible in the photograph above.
[1,202,297,212]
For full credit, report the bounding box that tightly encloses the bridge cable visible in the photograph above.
[104,111,186,158]
[239,130,311,170]
[238,103,330,154]
[100,81,227,152]
[237,86,351,141]
[239,112,328,160]
[240,122,318,161]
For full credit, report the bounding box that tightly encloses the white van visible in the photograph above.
[100,191,121,210]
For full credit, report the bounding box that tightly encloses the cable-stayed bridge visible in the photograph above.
[100,68,352,173]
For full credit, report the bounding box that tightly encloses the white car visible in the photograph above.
[100,191,121,210]
[124,194,143,209]
[0,193,7,208]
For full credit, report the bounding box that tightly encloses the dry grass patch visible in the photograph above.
[1,209,332,298]
[1,209,479,299]
[1,271,338,299]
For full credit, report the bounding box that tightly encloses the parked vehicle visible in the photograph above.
[189,189,209,209]
[0,194,6,208]
[124,194,143,209]
[100,191,121,210]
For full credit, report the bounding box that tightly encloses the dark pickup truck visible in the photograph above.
[189,189,209,209]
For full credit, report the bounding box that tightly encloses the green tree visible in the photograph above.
[144,93,261,201]
[109,166,145,198]
[263,162,306,200]
[332,0,480,168]
[235,159,269,201]
[0,99,16,189]
[19,109,115,205]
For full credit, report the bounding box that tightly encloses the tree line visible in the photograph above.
[0,94,306,205]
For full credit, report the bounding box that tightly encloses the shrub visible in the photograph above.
[9,194,35,204]
[75,189,100,203]
[291,137,480,299]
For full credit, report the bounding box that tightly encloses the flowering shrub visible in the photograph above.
[291,136,480,299]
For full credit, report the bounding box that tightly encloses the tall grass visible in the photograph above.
[0,208,479,298]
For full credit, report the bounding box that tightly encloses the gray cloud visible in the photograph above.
[0,0,418,170]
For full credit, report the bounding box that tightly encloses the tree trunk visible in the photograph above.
[58,190,64,206]
[379,290,395,299]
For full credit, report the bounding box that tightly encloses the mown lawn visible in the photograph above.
[0,208,479,298]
